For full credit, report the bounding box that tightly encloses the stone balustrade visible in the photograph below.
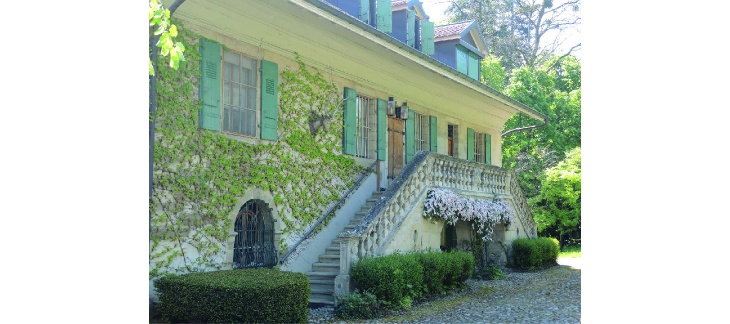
[335,151,537,294]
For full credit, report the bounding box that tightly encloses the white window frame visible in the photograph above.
[355,95,377,159]
[222,49,259,137]
[414,112,430,152]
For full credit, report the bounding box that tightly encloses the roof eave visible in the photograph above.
[299,0,547,122]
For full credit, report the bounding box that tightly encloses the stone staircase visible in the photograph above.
[307,191,384,305]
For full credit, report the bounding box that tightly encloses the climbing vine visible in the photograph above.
[423,188,514,242]
[150,21,363,279]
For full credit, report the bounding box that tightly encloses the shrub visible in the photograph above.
[153,268,309,323]
[334,290,384,320]
[351,250,474,308]
[474,265,506,280]
[350,253,424,309]
[511,237,560,270]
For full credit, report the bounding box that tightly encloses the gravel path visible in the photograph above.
[309,257,581,323]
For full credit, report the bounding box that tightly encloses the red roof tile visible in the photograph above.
[434,21,473,39]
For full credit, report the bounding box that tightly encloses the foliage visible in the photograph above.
[559,243,581,258]
[511,237,559,270]
[150,22,362,279]
[350,253,424,310]
[480,55,508,92]
[350,251,474,310]
[154,269,309,323]
[149,0,185,75]
[334,290,386,320]
[501,56,581,199]
[530,147,580,244]
[474,265,506,280]
[423,188,513,242]
[446,0,581,71]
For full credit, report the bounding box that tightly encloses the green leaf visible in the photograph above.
[169,24,178,37]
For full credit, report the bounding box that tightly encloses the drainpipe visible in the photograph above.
[150,0,186,245]
[501,115,548,137]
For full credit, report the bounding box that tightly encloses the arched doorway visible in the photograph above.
[233,199,276,268]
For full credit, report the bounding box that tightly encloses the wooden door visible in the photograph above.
[388,117,405,179]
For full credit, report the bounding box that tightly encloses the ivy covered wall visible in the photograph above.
[149,21,365,279]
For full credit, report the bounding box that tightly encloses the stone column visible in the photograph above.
[334,235,360,300]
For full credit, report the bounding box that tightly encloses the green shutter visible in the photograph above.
[360,0,370,24]
[468,52,479,80]
[406,9,415,47]
[376,0,392,33]
[429,115,438,152]
[377,99,387,161]
[199,38,221,131]
[484,133,492,165]
[405,109,415,164]
[467,127,474,161]
[456,45,468,74]
[260,60,279,141]
[421,20,435,55]
[343,88,357,155]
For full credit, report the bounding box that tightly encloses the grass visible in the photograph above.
[559,244,581,258]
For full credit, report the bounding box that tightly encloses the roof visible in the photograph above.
[434,21,473,38]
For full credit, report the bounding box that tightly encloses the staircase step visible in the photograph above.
[309,294,335,305]
[318,254,340,261]
[325,246,340,254]
[312,262,340,272]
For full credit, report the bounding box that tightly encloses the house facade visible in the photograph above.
[150,0,548,305]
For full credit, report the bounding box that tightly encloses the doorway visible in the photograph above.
[388,116,405,179]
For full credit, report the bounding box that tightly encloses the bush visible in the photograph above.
[350,253,424,309]
[511,237,560,270]
[474,265,506,280]
[334,290,384,320]
[153,269,309,323]
[350,250,474,308]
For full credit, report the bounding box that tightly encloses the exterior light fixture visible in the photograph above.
[398,102,409,119]
[387,97,396,116]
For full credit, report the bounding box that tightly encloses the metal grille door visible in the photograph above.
[233,200,276,268]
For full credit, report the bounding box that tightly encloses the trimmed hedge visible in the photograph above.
[349,251,474,309]
[512,237,560,270]
[153,268,309,323]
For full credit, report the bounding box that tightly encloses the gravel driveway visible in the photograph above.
[309,257,581,323]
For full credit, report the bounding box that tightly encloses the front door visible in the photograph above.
[388,117,405,179]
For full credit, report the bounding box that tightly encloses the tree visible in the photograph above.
[149,0,186,75]
[529,147,581,245]
[480,54,508,92]
[501,55,581,197]
[446,0,580,72]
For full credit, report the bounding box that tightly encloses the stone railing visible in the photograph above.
[335,152,537,287]
[507,169,537,238]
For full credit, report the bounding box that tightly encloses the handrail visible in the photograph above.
[278,159,378,264]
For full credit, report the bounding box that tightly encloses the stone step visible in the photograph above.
[325,246,340,254]
[312,262,340,272]
[310,282,334,291]
[310,286,334,295]
[318,254,340,261]
[309,294,335,305]
[307,271,339,280]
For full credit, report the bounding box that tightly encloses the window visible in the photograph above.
[223,51,258,136]
[199,38,279,140]
[468,128,491,165]
[474,131,485,163]
[355,95,377,159]
[414,112,430,152]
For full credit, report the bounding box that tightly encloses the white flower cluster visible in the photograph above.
[423,188,514,242]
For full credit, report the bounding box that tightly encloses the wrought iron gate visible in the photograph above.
[233,200,276,268]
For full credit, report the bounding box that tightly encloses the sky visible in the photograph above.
[419,0,581,59]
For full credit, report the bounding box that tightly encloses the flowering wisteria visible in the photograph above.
[423,188,514,242]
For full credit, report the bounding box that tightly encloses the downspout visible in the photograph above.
[150,0,186,246]
[501,115,548,137]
